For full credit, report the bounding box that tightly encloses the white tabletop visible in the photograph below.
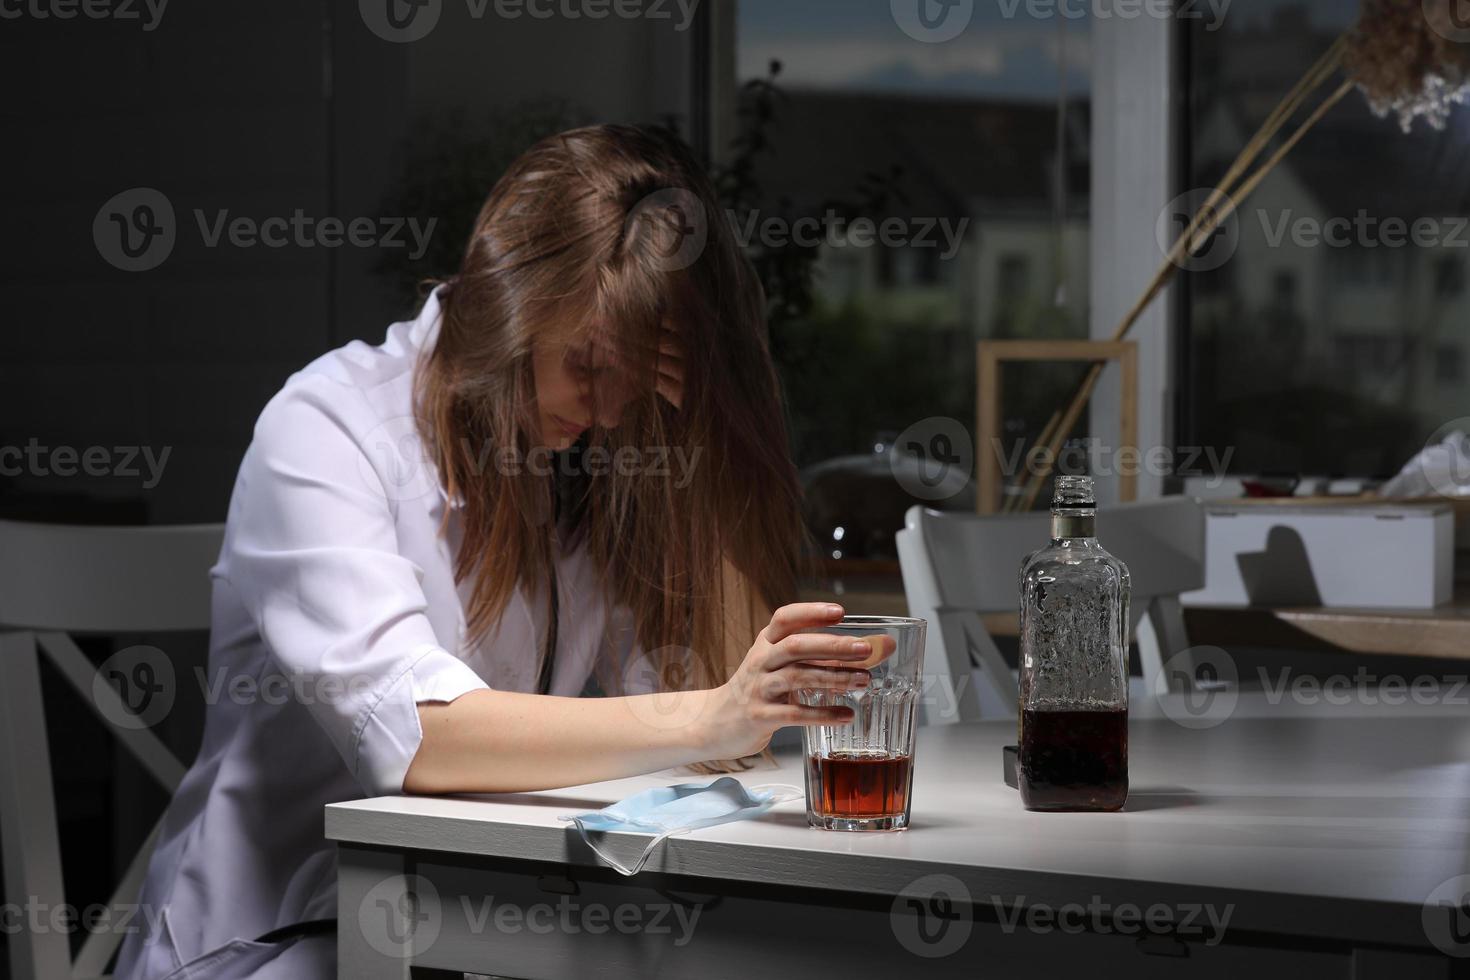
[327,699,1470,949]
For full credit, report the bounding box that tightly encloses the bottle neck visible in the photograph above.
[1050,509,1096,540]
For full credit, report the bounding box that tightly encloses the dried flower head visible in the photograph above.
[1345,0,1470,130]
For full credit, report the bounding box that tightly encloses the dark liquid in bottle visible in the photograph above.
[1019,708,1128,811]
[808,751,912,818]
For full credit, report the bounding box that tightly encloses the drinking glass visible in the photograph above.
[798,616,927,831]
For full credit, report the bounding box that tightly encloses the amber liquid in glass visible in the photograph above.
[807,750,912,819]
[1019,708,1128,811]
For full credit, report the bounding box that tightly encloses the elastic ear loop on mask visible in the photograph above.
[568,783,805,877]
[567,818,691,877]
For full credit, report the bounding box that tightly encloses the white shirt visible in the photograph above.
[115,289,639,979]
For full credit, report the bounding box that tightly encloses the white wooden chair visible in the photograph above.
[0,520,224,980]
[897,498,1205,724]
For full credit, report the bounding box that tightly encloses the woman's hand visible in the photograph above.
[694,602,873,761]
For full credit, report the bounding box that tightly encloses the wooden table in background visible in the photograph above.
[802,561,1470,660]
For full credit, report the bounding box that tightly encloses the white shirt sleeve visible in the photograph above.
[221,378,489,797]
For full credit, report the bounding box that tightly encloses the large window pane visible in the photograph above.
[1182,1,1470,479]
[734,0,1091,554]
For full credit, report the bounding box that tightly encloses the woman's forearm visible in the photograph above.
[401,603,869,795]
[402,688,720,794]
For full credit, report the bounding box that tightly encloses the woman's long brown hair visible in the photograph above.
[416,124,809,731]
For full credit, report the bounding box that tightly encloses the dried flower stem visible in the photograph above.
[1006,40,1350,512]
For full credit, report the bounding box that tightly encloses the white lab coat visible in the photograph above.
[113,289,640,979]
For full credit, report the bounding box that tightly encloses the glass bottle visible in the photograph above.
[1017,475,1130,811]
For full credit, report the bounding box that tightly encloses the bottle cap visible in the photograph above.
[1053,474,1095,506]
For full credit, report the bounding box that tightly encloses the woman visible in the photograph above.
[113,125,871,979]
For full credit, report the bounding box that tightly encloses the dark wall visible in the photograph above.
[0,0,697,525]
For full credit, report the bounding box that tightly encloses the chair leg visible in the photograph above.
[0,631,73,980]
[1136,595,1197,695]
[1133,600,1167,695]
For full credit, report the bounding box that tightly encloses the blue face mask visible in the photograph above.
[560,776,802,876]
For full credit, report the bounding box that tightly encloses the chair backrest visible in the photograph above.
[0,520,223,633]
[0,520,224,980]
[910,498,1205,612]
[898,499,1205,724]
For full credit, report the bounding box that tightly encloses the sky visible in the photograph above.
[735,0,1361,102]
[739,0,1087,102]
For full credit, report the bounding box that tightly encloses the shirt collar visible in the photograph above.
[409,287,465,513]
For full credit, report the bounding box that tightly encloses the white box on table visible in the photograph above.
[1182,503,1453,609]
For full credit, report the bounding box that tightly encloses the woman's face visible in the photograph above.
[531,338,637,449]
